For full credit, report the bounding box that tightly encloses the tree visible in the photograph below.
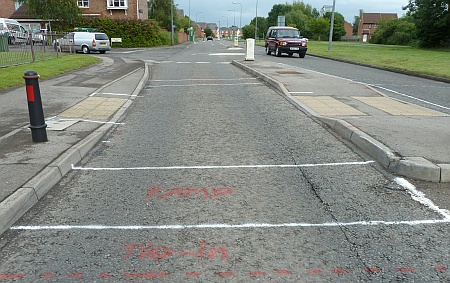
[404,0,450,47]
[17,0,81,24]
[149,0,177,30]
[309,17,329,40]
[267,4,293,26]
[323,12,347,40]
[250,17,268,39]
[204,27,212,37]
[370,17,417,45]
[242,24,255,39]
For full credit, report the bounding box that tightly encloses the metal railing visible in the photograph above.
[0,32,70,68]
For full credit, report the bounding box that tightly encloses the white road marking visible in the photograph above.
[58,118,124,125]
[290,92,314,94]
[71,161,375,171]
[10,219,450,231]
[146,83,262,88]
[151,78,257,82]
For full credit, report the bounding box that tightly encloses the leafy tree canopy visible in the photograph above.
[17,0,81,23]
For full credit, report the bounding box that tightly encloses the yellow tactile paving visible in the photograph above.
[354,97,449,116]
[59,97,128,120]
[294,96,367,116]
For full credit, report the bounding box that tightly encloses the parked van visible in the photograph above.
[53,31,111,54]
[0,18,29,44]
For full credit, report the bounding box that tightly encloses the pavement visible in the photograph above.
[0,50,449,236]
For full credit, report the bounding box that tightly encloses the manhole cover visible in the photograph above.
[276,71,304,75]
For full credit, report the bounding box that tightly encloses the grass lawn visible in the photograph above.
[0,55,100,91]
[256,40,450,79]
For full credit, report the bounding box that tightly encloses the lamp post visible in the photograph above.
[196,11,203,23]
[228,9,235,27]
[255,0,258,39]
[170,0,174,45]
[328,0,336,51]
[188,0,191,27]
[232,2,242,30]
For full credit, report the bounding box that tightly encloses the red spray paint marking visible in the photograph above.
[396,267,415,273]
[186,272,201,277]
[0,274,26,279]
[217,272,234,277]
[436,266,447,271]
[146,186,234,200]
[124,242,227,261]
[123,273,169,278]
[308,269,322,275]
[366,268,381,273]
[26,85,35,102]
[276,270,292,275]
[99,273,112,278]
[40,273,57,278]
[67,273,83,278]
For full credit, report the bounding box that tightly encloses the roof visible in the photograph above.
[9,4,34,19]
[361,13,398,24]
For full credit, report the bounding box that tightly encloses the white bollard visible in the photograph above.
[245,38,255,61]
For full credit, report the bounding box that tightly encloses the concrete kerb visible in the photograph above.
[231,60,449,183]
[0,62,150,236]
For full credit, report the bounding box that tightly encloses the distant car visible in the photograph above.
[206,36,213,41]
[53,31,111,54]
[31,29,47,45]
[265,26,308,58]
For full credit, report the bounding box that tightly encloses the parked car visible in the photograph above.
[0,18,30,45]
[31,29,47,45]
[265,26,308,58]
[53,31,111,54]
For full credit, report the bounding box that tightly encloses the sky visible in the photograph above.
[175,0,409,27]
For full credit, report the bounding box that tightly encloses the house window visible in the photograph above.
[374,24,379,29]
[107,0,127,9]
[78,0,89,7]
[368,24,372,29]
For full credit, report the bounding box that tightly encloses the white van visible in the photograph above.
[54,31,111,54]
[0,18,29,44]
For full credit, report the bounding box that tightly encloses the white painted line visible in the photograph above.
[290,92,314,94]
[151,78,257,82]
[10,218,450,231]
[395,177,450,220]
[71,161,375,171]
[100,93,131,96]
[369,85,450,111]
[147,83,262,88]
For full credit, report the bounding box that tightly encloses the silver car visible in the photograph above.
[54,31,111,54]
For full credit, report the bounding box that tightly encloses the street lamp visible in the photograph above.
[232,2,242,30]
[328,0,336,51]
[255,0,258,39]
[228,9,235,27]
[196,11,203,23]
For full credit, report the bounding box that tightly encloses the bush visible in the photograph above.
[51,18,171,47]
[370,17,417,46]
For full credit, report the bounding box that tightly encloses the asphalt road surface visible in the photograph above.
[1,41,449,282]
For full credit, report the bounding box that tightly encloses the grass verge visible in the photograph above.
[0,55,100,91]
[256,40,450,79]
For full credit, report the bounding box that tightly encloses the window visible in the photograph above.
[107,0,127,9]
[78,0,89,7]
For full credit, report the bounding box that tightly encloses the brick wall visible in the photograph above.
[80,0,148,20]
[0,0,16,18]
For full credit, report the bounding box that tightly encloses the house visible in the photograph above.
[344,21,353,36]
[358,13,398,42]
[0,0,16,18]
[4,0,148,29]
[194,22,218,38]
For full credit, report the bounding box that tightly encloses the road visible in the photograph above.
[1,40,449,282]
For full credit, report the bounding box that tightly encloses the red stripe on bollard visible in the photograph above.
[26,85,35,102]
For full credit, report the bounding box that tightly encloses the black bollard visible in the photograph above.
[23,70,48,143]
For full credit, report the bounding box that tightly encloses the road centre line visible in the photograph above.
[71,161,375,171]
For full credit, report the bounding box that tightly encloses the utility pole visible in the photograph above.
[327,0,336,51]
